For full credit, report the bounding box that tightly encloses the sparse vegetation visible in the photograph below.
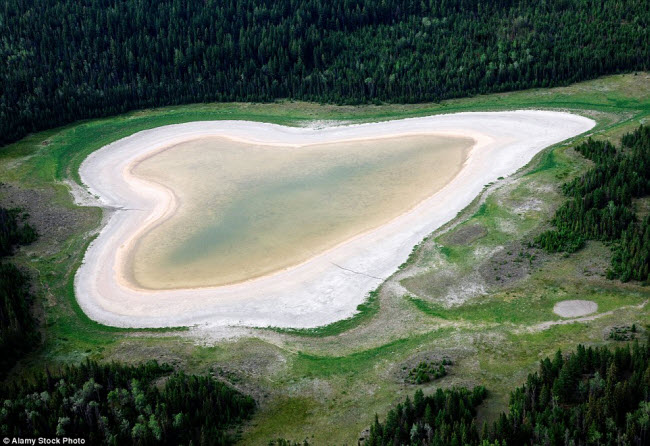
[273,289,380,337]
[608,324,640,341]
[405,359,451,384]
[399,239,429,270]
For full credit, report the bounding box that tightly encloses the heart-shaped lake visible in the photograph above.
[128,134,473,289]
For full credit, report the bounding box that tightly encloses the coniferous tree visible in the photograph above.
[536,125,650,283]
[368,341,650,446]
[0,207,39,377]
[1,0,648,146]
[0,360,255,445]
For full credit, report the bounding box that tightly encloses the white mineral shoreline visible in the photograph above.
[74,111,595,330]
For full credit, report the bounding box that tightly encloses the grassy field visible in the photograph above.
[0,73,649,444]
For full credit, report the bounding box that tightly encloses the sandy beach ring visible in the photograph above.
[553,300,598,318]
[72,111,595,331]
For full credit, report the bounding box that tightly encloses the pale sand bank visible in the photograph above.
[74,111,595,329]
[130,134,472,289]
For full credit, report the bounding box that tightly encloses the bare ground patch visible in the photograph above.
[108,341,187,368]
[604,324,644,341]
[479,241,550,288]
[573,241,611,278]
[510,198,543,214]
[401,266,487,306]
[443,224,488,246]
[553,300,598,318]
[0,183,97,255]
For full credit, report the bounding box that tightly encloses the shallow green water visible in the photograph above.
[130,135,472,289]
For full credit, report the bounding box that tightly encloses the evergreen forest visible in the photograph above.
[0,360,256,445]
[367,341,650,445]
[535,125,650,283]
[0,207,39,377]
[2,0,648,145]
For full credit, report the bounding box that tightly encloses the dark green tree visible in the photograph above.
[1,0,648,146]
